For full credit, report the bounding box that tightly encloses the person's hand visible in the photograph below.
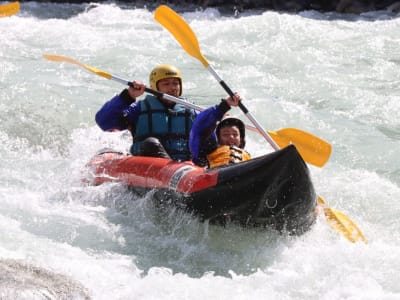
[128,81,146,99]
[225,92,241,107]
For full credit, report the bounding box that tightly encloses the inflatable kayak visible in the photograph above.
[84,144,317,234]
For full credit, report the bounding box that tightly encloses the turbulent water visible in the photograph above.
[1,2,399,299]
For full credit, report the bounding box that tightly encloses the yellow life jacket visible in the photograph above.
[207,145,251,168]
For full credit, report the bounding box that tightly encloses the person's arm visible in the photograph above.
[95,82,145,131]
[190,100,231,165]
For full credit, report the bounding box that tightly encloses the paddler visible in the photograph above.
[189,94,251,168]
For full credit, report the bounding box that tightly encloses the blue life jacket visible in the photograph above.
[130,95,195,161]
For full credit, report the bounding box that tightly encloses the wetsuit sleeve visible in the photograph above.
[95,89,140,131]
[189,100,231,166]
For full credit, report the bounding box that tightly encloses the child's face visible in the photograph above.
[218,126,241,147]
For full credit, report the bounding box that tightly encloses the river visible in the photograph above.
[0,2,399,299]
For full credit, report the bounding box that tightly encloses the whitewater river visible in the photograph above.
[1,2,399,299]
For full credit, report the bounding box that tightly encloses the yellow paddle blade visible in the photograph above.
[0,1,20,17]
[318,196,367,243]
[154,5,209,67]
[43,54,112,80]
[268,128,332,167]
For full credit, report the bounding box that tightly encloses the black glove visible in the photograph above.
[119,89,136,105]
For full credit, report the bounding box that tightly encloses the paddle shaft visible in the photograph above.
[154,5,367,243]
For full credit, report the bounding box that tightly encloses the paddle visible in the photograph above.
[154,5,367,243]
[43,54,331,168]
[0,1,20,17]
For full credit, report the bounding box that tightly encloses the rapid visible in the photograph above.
[0,2,399,299]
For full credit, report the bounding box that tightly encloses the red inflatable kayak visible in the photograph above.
[84,145,317,234]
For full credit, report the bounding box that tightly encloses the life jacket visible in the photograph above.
[130,95,195,161]
[207,145,251,168]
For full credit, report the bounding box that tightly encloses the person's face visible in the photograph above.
[218,126,241,147]
[157,77,181,107]
[157,77,180,96]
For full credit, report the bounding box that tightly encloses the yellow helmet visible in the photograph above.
[149,64,183,96]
